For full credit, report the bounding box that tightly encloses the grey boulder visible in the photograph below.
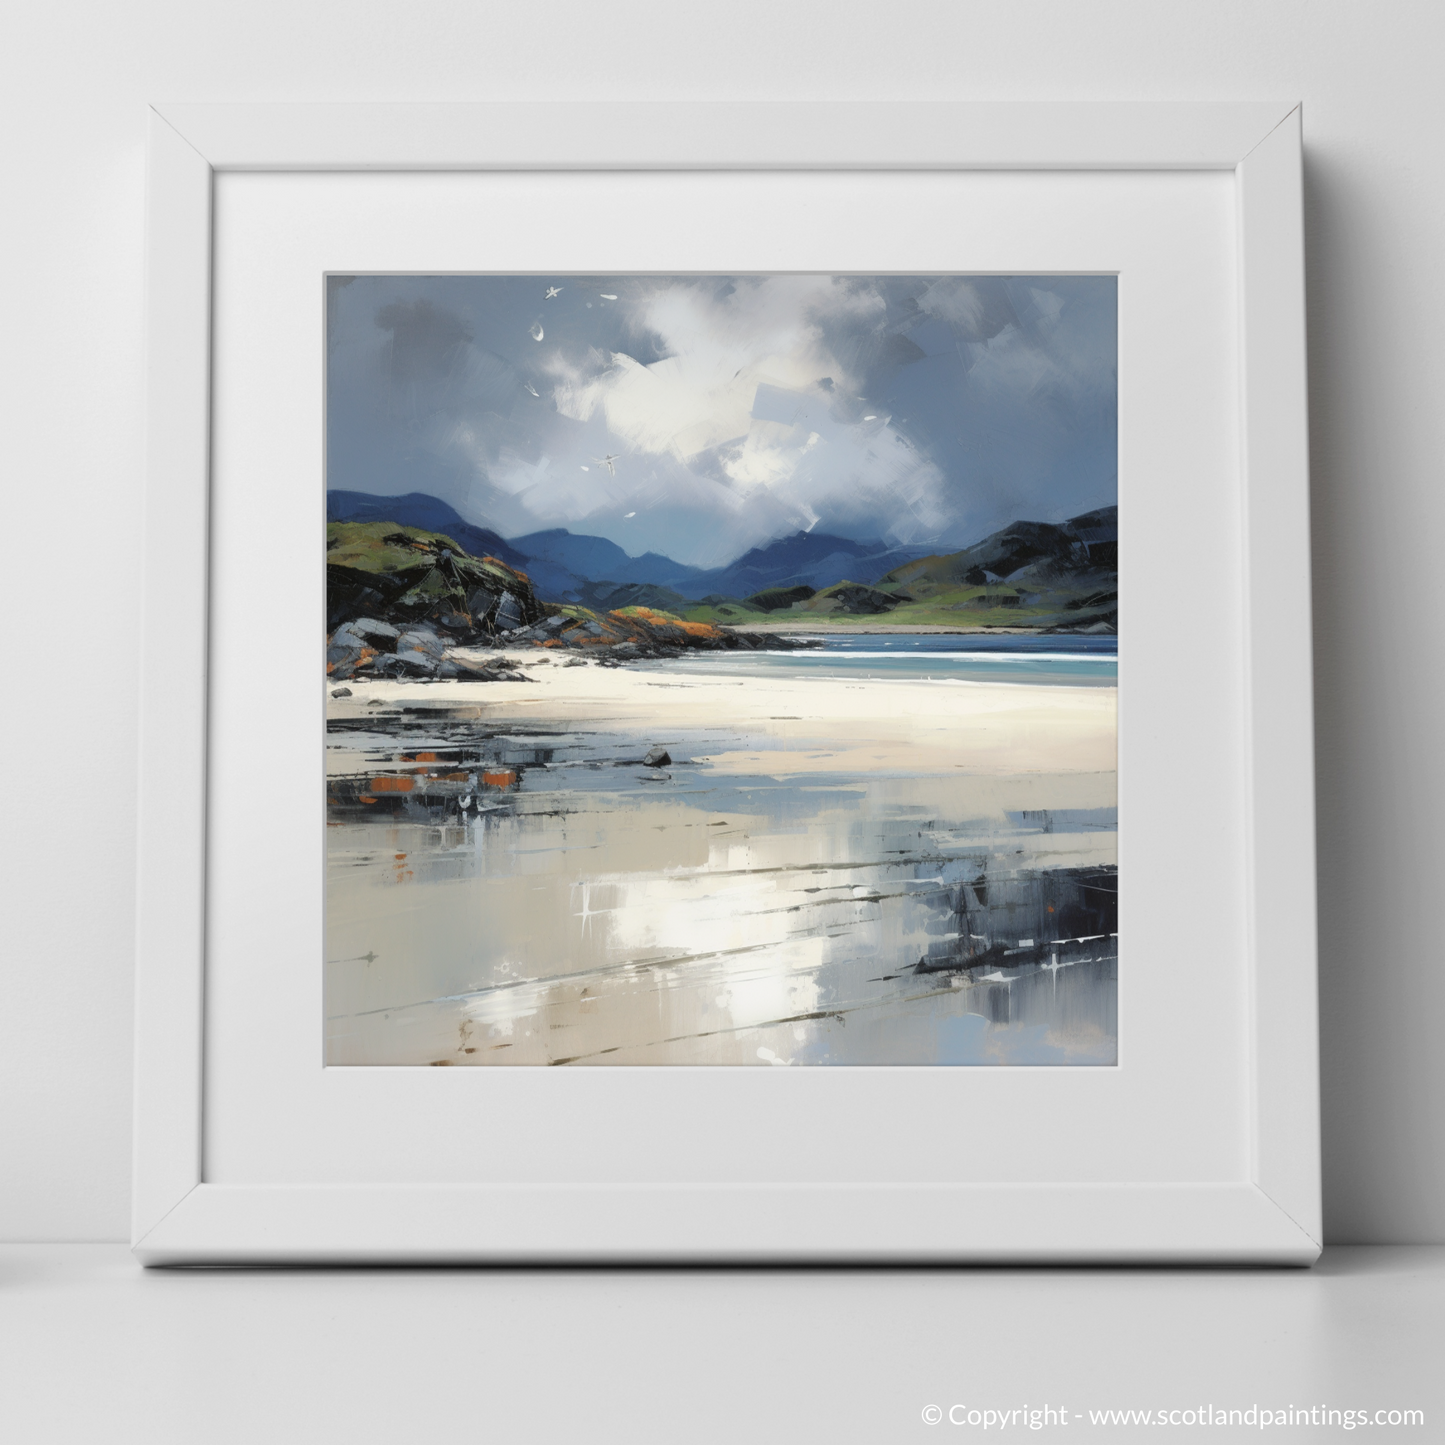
[348,617,400,651]
[396,629,447,660]
[493,592,523,632]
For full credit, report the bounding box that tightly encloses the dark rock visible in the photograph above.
[823,584,898,615]
[747,584,816,612]
[331,620,367,647]
[494,591,523,631]
[378,649,440,677]
[348,617,400,651]
[396,629,446,660]
[643,746,672,767]
[327,583,386,631]
[330,686,352,698]
[431,610,474,637]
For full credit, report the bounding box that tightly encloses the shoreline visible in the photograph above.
[723,621,1113,636]
[328,651,1117,778]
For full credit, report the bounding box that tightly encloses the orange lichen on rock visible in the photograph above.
[605,606,720,641]
[369,776,415,793]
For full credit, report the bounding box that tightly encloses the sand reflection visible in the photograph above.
[325,656,1117,1066]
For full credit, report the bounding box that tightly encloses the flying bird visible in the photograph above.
[599,293,618,301]
[624,511,636,518]
[592,454,620,475]
[523,381,540,398]
[544,286,562,299]
[529,322,544,341]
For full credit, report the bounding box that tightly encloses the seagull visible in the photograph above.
[523,381,540,397]
[599,293,618,301]
[529,322,544,341]
[544,286,562,299]
[624,511,636,518]
[592,454,620,475]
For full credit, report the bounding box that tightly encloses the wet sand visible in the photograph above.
[325,652,1117,1067]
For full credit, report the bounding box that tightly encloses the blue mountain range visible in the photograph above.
[686,532,936,600]
[327,489,942,603]
[512,528,709,597]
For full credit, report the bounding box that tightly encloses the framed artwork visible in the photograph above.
[135,102,1319,1262]
[323,269,1119,1070]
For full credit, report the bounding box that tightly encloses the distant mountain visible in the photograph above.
[673,531,937,600]
[576,581,697,614]
[513,529,707,594]
[323,489,1114,627]
[325,493,711,603]
[878,506,1117,591]
[326,491,530,570]
[511,528,633,581]
[868,506,1117,630]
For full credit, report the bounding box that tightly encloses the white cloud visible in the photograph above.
[552,278,852,464]
[531,276,951,545]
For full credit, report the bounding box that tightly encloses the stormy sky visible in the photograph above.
[326,273,1116,568]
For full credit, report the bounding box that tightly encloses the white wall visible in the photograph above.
[2,0,1440,1243]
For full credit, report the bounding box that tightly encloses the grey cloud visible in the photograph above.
[375,299,473,386]
[326,273,1116,566]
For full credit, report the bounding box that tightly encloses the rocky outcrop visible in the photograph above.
[328,523,548,635]
[326,521,812,679]
[494,605,808,661]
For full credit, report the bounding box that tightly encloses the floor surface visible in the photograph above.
[1,1245,1440,1442]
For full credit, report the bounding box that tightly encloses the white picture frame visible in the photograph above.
[135,102,1319,1264]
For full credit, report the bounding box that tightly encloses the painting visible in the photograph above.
[323,274,1117,1066]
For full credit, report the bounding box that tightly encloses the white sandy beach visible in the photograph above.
[327,648,1117,779]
